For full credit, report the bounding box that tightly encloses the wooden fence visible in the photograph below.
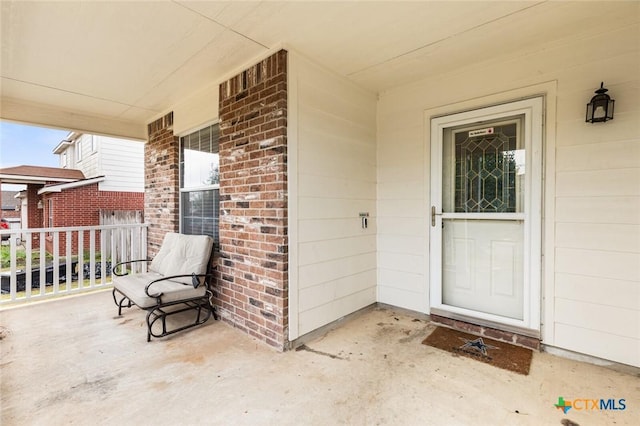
[99,210,143,261]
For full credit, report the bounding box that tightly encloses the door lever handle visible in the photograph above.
[431,206,442,227]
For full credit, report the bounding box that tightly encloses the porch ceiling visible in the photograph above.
[0,1,634,138]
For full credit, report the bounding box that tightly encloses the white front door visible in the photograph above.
[430,98,543,331]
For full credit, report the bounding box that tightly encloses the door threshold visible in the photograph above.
[430,311,540,351]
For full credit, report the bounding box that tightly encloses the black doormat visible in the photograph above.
[422,327,533,375]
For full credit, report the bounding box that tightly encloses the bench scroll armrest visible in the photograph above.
[113,259,152,276]
[145,273,216,298]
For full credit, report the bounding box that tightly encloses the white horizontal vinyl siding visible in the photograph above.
[97,136,144,192]
[377,15,639,365]
[290,52,377,338]
[376,117,428,313]
[77,134,99,177]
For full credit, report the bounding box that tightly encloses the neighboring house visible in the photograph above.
[0,190,20,221]
[0,3,638,369]
[53,132,144,194]
[0,133,144,251]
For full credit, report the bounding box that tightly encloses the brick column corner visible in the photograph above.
[216,49,289,349]
[145,112,179,257]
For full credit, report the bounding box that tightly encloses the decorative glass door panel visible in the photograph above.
[451,122,523,213]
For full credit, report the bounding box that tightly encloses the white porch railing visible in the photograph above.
[0,224,148,305]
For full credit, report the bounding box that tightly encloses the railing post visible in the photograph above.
[100,227,106,286]
[110,227,116,273]
[39,231,46,297]
[25,233,32,299]
[52,231,59,294]
[9,236,17,300]
[89,229,96,287]
[78,230,84,291]
[65,230,72,292]
[142,225,148,273]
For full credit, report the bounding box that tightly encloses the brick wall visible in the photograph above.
[0,209,20,220]
[42,184,143,253]
[26,185,44,229]
[26,185,44,249]
[216,50,289,349]
[145,112,179,257]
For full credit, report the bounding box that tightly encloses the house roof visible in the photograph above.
[52,132,80,154]
[38,176,105,195]
[1,2,636,139]
[0,165,85,185]
[52,140,73,155]
[1,190,20,210]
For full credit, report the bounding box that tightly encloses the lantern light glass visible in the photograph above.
[586,82,614,123]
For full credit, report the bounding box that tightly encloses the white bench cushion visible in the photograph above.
[149,233,213,285]
[114,232,214,309]
[113,272,207,309]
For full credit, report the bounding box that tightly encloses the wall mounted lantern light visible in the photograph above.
[586,82,615,123]
[37,200,43,209]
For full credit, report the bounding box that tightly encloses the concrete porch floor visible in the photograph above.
[1,291,638,426]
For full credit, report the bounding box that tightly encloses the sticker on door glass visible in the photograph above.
[469,127,494,137]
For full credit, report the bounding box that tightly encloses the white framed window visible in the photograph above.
[90,135,97,153]
[61,152,68,168]
[76,139,83,162]
[179,123,220,245]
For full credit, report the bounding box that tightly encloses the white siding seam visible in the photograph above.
[556,195,640,201]
[298,174,377,184]
[379,270,423,278]
[555,296,640,313]
[555,247,640,255]
[554,320,639,341]
[556,271,640,282]
[377,215,425,219]
[298,288,377,315]
[301,268,376,290]
[299,253,377,266]
[556,137,639,147]
[377,231,426,235]
[556,219,640,227]
[379,253,427,258]
[298,195,377,201]
[300,104,376,132]
[377,285,424,294]
[557,167,640,175]
[299,236,377,244]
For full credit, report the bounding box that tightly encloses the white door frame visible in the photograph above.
[429,97,543,333]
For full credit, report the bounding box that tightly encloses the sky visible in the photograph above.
[0,121,69,168]
[0,121,70,190]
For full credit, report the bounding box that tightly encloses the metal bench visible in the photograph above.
[112,232,216,341]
